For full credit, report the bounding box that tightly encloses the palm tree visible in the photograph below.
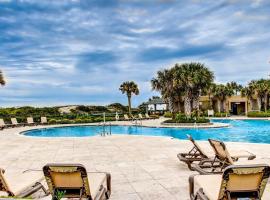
[213,84,234,113]
[0,70,5,86]
[252,79,270,111]
[119,81,139,115]
[151,67,184,113]
[241,85,255,111]
[226,81,242,95]
[174,62,214,116]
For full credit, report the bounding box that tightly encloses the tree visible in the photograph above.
[252,79,270,111]
[151,68,183,112]
[174,63,214,116]
[241,85,255,111]
[0,70,5,86]
[226,81,242,95]
[213,84,234,113]
[119,81,139,115]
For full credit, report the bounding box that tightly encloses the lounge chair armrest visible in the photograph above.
[191,163,222,175]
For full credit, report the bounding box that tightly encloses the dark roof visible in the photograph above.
[146,98,166,105]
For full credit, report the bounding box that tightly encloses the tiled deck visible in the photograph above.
[1,123,270,199]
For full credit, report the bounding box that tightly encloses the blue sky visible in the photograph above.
[0,0,270,107]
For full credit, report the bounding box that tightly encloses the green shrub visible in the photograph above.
[164,117,209,123]
[214,112,228,117]
[149,114,159,119]
[48,119,57,124]
[163,112,173,118]
[247,111,270,117]
[165,113,210,123]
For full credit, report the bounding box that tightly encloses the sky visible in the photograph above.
[0,0,270,107]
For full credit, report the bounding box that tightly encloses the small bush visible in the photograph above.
[247,111,270,117]
[149,114,159,119]
[214,112,228,117]
[165,113,210,123]
[163,112,173,118]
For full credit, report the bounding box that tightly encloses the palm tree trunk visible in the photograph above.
[192,95,200,111]
[127,95,132,115]
[168,97,173,112]
[184,96,192,117]
[264,94,268,111]
[217,99,221,113]
[249,98,254,111]
[222,100,226,113]
[257,98,262,111]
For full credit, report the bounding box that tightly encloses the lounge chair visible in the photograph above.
[0,119,8,130]
[138,114,145,120]
[27,117,36,126]
[178,135,256,171]
[145,113,151,119]
[124,114,131,121]
[43,163,111,200]
[11,118,24,127]
[192,139,256,174]
[0,168,47,197]
[177,135,211,170]
[189,164,270,200]
[40,117,48,125]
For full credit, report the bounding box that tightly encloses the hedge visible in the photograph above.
[247,111,270,118]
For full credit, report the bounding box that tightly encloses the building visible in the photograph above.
[199,95,259,115]
[145,98,168,114]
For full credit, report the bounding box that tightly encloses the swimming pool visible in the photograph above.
[23,119,270,144]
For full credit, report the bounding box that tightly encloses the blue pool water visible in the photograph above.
[23,119,270,144]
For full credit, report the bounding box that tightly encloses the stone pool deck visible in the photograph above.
[1,120,270,199]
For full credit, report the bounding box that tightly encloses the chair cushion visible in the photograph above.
[87,172,107,198]
[3,170,44,196]
[194,174,222,200]
[230,150,254,159]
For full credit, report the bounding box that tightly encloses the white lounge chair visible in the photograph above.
[0,168,47,197]
[40,117,48,124]
[124,114,131,121]
[207,109,214,117]
[145,113,152,119]
[27,117,35,126]
[0,119,6,130]
[11,118,24,127]
[138,113,144,120]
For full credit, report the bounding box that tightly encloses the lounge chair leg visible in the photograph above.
[18,182,46,198]
[189,175,195,199]
[106,173,111,199]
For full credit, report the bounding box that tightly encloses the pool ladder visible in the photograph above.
[98,122,112,136]
[132,118,142,126]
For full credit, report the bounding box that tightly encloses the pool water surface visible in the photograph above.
[23,119,270,144]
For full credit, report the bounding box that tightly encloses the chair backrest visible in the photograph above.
[124,114,129,120]
[11,118,18,125]
[218,164,270,199]
[208,139,234,165]
[41,117,47,124]
[187,135,208,158]
[138,114,143,119]
[27,117,34,124]
[145,113,150,118]
[0,168,13,196]
[115,114,119,121]
[0,119,5,126]
[207,109,214,116]
[43,164,91,199]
